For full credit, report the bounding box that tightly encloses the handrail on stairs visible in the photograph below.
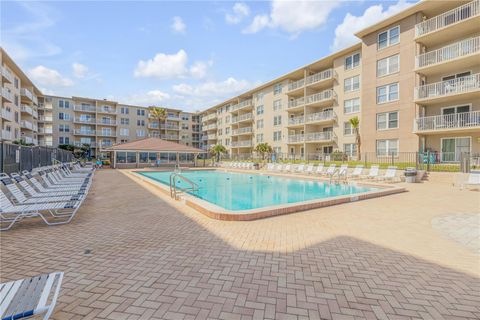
[169,172,199,199]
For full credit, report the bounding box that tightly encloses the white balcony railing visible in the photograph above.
[306,131,334,142]
[414,111,480,131]
[74,105,96,112]
[32,110,38,119]
[20,120,33,130]
[414,73,480,100]
[74,129,96,135]
[98,131,115,137]
[2,66,13,83]
[232,113,253,123]
[204,123,217,130]
[1,130,13,140]
[288,134,304,143]
[288,97,305,109]
[74,117,96,124]
[305,110,335,123]
[202,113,216,122]
[1,108,13,121]
[306,89,335,105]
[416,36,480,68]
[1,87,13,102]
[38,115,53,122]
[206,134,217,140]
[21,105,33,115]
[232,126,253,135]
[162,134,180,140]
[167,114,180,121]
[74,141,96,147]
[288,78,305,92]
[232,140,252,147]
[288,116,305,126]
[98,119,117,125]
[231,99,253,112]
[161,124,180,130]
[97,107,116,114]
[415,0,480,37]
[20,88,33,101]
[38,127,53,134]
[306,69,334,86]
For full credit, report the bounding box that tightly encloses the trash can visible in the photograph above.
[254,163,260,170]
[404,167,417,183]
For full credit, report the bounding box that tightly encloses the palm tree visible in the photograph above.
[349,116,361,160]
[255,142,273,160]
[149,106,167,137]
[210,144,227,163]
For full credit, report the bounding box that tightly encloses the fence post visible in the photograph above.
[415,152,419,170]
[364,153,367,168]
[426,150,430,172]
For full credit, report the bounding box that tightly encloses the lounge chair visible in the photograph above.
[283,164,291,172]
[305,164,314,174]
[462,171,480,189]
[21,172,88,196]
[296,164,305,173]
[315,164,325,175]
[275,164,283,171]
[338,164,348,176]
[348,165,364,179]
[377,166,399,182]
[10,174,86,201]
[266,163,274,171]
[0,272,64,320]
[362,165,379,179]
[324,164,337,176]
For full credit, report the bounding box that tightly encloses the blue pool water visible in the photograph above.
[138,170,378,211]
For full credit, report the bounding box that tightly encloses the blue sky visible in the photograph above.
[1,0,415,111]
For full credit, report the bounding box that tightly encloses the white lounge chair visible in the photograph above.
[11,173,86,200]
[283,164,291,172]
[315,164,325,175]
[462,171,480,189]
[266,163,274,171]
[275,164,283,171]
[324,164,337,176]
[0,272,64,320]
[22,172,88,196]
[305,164,314,174]
[349,165,364,179]
[377,166,399,182]
[362,165,380,179]
[338,164,348,176]
[296,164,305,173]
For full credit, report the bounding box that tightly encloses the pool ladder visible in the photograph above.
[329,169,348,185]
[169,172,199,200]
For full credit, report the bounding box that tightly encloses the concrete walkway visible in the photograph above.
[1,169,479,319]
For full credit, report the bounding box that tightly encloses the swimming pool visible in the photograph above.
[137,170,379,211]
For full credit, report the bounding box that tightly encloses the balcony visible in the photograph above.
[1,108,13,122]
[204,123,217,130]
[23,136,37,145]
[98,131,115,137]
[167,114,180,121]
[98,142,112,148]
[162,134,180,140]
[161,124,180,130]
[74,105,96,113]
[74,117,96,124]
[98,119,117,126]
[287,78,305,95]
[97,107,116,114]
[415,0,480,45]
[38,115,53,122]
[74,141,96,148]
[202,113,216,122]
[305,110,336,124]
[287,116,305,127]
[1,66,13,84]
[38,127,53,134]
[74,129,96,136]
[231,99,253,112]
[414,111,480,134]
[231,140,252,147]
[232,126,253,136]
[20,88,34,102]
[232,113,253,124]
[305,69,334,89]
[288,134,304,144]
[305,89,335,107]
[415,37,480,75]
[305,131,335,143]
[21,105,33,116]
[1,130,13,140]
[288,97,305,111]
[201,135,208,141]
[414,73,480,103]
[1,87,13,102]
[206,134,217,140]
[20,120,33,130]
[148,122,160,129]
[32,110,38,119]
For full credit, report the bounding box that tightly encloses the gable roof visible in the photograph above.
[104,137,205,153]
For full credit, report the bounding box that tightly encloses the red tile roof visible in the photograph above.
[104,137,205,153]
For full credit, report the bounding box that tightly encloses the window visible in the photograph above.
[59,124,70,132]
[14,78,19,89]
[441,137,471,162]
[256,133,264,143]
[226,115,230,123]
[378,26,400,49]
[225,138,230,146]
[344,144,357,156]
[137,109,145,116]
[59,137,70,144]
[274,83,282,95]
[376,83,399,104]
[58,112,70,120]
[257,119,264,129]
[14,95,18,106]
[59,100,64,108]
[273,147,281,154]
[136,130,145,137]
[14,112,19,123]
[120,128,129,136]
[273,131,282,141]
[256,105,264,115]
[376,139,398,156]
[377,55,399,77]
[344,75,360,92]
[344,122,353,135]
[217,118,222,125]
[182,124,189,130]
[120,107,129,114]
[376,111,398,130]
[181,115,189,121]
[120,118,129,125]
[344,98,360,114]
[345,53,360,70]
[273,99,282,111]
[274,115,282,126]
[137,120,145,126]
[256,92,264,104]
[218,129,222,136]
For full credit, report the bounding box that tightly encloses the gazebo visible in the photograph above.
[104,137,206,169]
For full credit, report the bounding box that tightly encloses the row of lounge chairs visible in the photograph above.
[223,162,256,170]
[264,163,400,182]
[0,163,95,231]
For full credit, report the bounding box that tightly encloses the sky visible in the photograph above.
[1,0,416,112]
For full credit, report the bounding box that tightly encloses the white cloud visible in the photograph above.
[171,16,186,34]
[225,2,250,25]
[72,62,88,78]
[28,65,74,87]
[133,50,211,79]
[173,77,253,97]
[243,0,340,35]
[331,0,414,51]
[123,90,171,106]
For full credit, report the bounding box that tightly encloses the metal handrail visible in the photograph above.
[329,168,348,184]
[169,172,199,199]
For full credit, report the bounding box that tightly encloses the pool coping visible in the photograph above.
[128,168,406,221]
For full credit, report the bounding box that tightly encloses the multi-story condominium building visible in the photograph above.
[2,0,479,163]
[201,0,480,162]
[1,48,41,145]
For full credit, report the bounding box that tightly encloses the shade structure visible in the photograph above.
[103,137,206,168]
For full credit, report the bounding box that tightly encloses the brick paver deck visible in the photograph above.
[1,169,479,319]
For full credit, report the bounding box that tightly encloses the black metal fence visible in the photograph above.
[0,142,74,174]
[216,151,479,172]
